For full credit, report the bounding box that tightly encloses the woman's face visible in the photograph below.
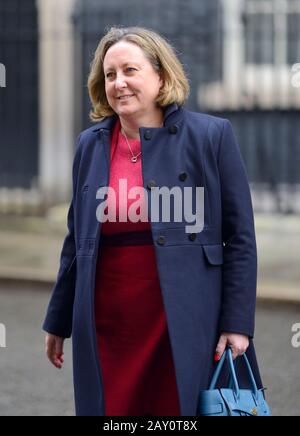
[103,41,163,118]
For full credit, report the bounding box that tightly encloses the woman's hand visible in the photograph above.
[215,332,249,361]
[45,333,65,369]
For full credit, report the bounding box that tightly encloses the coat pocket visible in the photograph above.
[202,244,223,266]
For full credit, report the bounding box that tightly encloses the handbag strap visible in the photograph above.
[209,348,259,400]
[209,350,227,389]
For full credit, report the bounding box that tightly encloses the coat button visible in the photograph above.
[189,233,197,242]
[179,172,188,182]
[157,235,166,246]
[147,180,157,190]
[144,130,152,140]
[168,125,178,134]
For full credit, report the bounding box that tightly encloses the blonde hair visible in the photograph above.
[87,26,190,122]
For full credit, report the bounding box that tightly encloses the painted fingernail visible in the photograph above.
[214,353,221,362]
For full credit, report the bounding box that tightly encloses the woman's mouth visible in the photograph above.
[117,94,135,100]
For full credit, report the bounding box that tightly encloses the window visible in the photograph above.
[287,10,300,64]
[198,0,300,110]
[244,7,275,65]
[244,0,300,66]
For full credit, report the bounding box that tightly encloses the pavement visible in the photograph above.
[0,208,299,303]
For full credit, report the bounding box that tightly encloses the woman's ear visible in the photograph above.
[158,71,164,90]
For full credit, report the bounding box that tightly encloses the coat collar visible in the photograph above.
[91,102,184,133]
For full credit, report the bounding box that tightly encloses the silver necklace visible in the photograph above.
[121,128,142,163]
[121,123,164,163]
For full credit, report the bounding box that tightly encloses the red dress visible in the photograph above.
[94,119,181,416]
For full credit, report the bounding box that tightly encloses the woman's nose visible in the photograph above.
[115,75,127,89]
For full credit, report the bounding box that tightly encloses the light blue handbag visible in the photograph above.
[197,349,271,416]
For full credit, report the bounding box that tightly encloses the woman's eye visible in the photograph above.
[105,68,136,79]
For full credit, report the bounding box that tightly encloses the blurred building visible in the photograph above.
[0,0,299,212]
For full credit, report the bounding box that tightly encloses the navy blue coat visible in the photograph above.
[43,103,263,416]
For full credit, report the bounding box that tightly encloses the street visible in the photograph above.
[0,281,299,416]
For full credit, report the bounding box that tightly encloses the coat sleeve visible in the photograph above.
[217,120,257,339]
[42,134,82,338]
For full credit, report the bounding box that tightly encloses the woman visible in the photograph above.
[43,26,263,416]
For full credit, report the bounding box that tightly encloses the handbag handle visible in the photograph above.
[209,348,259,401]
